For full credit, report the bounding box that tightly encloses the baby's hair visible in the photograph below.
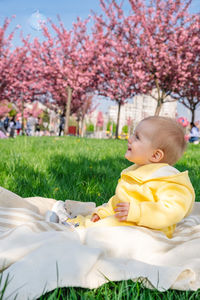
[141,116,187,165]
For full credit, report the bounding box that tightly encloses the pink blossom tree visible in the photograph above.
[28,102,43,118]
[30,17,100,135]
[96,111,104,129]
[5,39,47,134]
[0,101,11,118]
[97,0,198,119]
[0,18,17,104]
[173,14,200,122]
[124,0,197,115]
[92,0,139,138]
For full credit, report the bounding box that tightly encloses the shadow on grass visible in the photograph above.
[46,154,129,205]
[3,150,200,204]
[1,153,129,205]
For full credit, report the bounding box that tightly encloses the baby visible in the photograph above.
[48,116,195,238]
[89,116,195,238]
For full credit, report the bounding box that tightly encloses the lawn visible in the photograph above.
[0,136,200,299]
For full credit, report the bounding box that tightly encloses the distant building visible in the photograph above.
[108,91,177,133]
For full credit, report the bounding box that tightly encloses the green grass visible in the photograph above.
[0,136,200,299]
[0,136,129,203]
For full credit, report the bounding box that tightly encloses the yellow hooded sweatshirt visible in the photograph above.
[72,163,195,238]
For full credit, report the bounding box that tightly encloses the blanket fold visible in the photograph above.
[1,186,200,299]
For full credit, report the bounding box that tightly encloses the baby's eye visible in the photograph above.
[135,134,139,140]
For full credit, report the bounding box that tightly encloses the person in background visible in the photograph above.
[26,113,36,136]
[3,115,10,132]
[9,116,16,138]
[35,118,41,136]
[15,118,22,136]
[59,113,65,136]
[189,122,199,144]
[0,117,7,136]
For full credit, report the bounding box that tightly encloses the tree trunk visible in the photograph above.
[154,79,163,116]
[115,101,121,139]
[178,100,198,123]
[191,109,195,123]
[154,100,162,116]
[77,117,80,136]
[64,86,72,135]
[81,116,85,137]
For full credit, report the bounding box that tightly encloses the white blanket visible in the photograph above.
[1,186,200,299]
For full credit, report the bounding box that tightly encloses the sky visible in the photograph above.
[0,0,199,120]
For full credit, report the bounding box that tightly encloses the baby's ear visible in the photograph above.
[150,149,164,163]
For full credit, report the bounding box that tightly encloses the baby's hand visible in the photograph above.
[91,214,100,222]
[114,202,130,221]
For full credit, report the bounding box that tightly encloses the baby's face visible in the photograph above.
[125,121,156,165]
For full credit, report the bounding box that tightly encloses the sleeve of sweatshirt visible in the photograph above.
[94,196,117,219]
[117,180,194,229]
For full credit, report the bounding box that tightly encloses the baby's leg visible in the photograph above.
[45,201,71,224]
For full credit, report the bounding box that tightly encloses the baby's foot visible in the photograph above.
[45,210,59,223]
[51,200,71,223]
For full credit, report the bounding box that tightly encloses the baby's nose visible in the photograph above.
[128,137,132,144]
